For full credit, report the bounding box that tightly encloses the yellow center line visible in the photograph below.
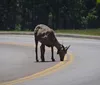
[0,42,74,85]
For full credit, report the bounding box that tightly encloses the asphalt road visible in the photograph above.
[0,35,100,85]
[0,35,60,83]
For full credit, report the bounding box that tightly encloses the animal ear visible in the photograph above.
[57,50,59,54]
[65,45,70,51]
[61,45,65,50]
[57,49,60,54]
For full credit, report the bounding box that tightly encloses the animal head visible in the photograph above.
[57,45,70,61]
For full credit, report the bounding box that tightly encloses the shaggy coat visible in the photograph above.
[34,24,70,62]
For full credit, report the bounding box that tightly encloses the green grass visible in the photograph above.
[0,28,100,36]
[97,0,100,3]
[56,29,100,36]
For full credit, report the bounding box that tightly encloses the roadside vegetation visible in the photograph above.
[0,28,100,36]
[56,28,100,36]
[0,0,100,31]
[0,1,100,36]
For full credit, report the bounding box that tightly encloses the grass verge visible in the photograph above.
[0,29,100,36]
[55,29,100,36]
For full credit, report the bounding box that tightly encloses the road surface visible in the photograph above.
[0,35,100,85]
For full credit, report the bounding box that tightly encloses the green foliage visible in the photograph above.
[87,13,97,21]
[0,0,100,30]
[81,17,88,29]
[15,24,21,31]
[97,0,100,3]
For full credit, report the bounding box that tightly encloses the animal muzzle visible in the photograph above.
[60,56,64,61]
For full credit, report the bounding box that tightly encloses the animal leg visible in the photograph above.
[51,47,55,61]
[40,44,45,62]
[35,39,39,62]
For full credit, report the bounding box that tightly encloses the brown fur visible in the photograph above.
[34,24,70,62]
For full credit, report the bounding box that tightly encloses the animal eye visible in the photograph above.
[61,47,63,50]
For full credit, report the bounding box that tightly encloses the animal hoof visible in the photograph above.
[60,59,64,61]
[52,59,55,62]
[41,60,45,62]
[36,60,39,62]
[41,58,45,62]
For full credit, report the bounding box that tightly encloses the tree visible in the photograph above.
[0,0,100,30]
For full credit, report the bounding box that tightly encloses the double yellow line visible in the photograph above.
[0,42,74,85]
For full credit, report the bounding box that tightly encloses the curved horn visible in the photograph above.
[65,45,70,51]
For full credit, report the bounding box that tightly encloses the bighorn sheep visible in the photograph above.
[34,24,70,62]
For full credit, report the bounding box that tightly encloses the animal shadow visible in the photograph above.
[34,60,67,63]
